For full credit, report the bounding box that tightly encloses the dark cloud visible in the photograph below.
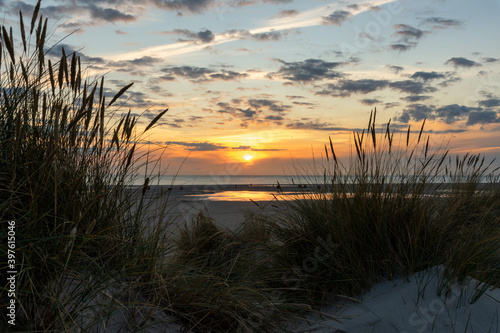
[410,71,446,81]
[401,95,432,102]
[151,0,214,13]
[164,29,215,43]
[360,98,381,105]
[389,80,437,95]
[323,10,352,26]
[390,24,425,51]
[269,58,344,82]
[248,99,291,112]
[292,101,315,106]
[393,24,425,40]
[438,75,461,87]
[44,44,105,64]
[479,98,500,108]
[265,115,284,121]
[316,79,389,97]
[252,31,283,41]
[277,9,298,17]
[86,4,136,22]
[482,57,499,63]
[164,118,185,128]
[384,102,400,109]
[435,104,479,124]
[466,111,500,126]
[420,17,463,29]
[397,104,435,123]
[445,57,481,68]
[263,0,293,3]
[170,141,227,151]
[108,56,164,69]
[286,121,361,132]
[385,65,404,74]
[231,145,286,151]
[161,66,247,82]
[389,44,414,52]
[216,101,261,120]
[240,109,257,118]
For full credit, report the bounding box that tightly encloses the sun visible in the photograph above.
[243,154,253,161]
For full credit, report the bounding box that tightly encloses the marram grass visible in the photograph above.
[1,2,499,332]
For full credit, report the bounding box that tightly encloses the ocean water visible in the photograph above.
[129,174,494,186]
[131,175,324,186]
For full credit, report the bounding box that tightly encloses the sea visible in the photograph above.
[130,175,324,186]
[129,174,495,187]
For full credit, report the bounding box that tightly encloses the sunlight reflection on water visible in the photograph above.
[185,191,303,201]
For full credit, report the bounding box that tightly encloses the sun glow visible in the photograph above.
[243,154,253,161]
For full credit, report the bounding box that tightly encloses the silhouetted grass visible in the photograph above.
[1,2,499,332]
[0,3,175,331]
[270,109,500,303]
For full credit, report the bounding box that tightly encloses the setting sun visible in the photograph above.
[243,154,253,161]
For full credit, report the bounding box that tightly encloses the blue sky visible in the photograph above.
[2,0,500,175]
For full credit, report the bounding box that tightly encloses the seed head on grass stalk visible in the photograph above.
[270,110,500,303]
[0,4,176,331]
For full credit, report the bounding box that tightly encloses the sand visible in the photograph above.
[129,184,500,332]
[290,267,500,332]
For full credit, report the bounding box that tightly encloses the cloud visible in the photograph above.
[390,44,415,52]
[169,141,227,151]
[44,44,105,65]
[479,98,500,108]
[385,65,404,74]
[360,98,381,105]
[108,56,164,69]
[277,9,298,17]
[316,79,390,97]
[115,30,129,35]
[483,57,499,63]
[323,10,352,26]
[265,115,285,121]
[263,0,293,3]
[269,58,344,82]
[86,4,136,22]
[161,65,248,82]
[410,71,446,81]
[420,17,463,29]
[393,24,425,40]
[248,99,291,112]
[164,29,215,43]
[286,120,362,132]
[397,104,435,123]
[435,104,479,124]
[445,57,481,68]
[231,145,286,151]
[389,80,437,95]
[401,95,432,102]
[390,24,426,51]
[251,31,283,41]
[151,0,215,13]
[466,111,500,126]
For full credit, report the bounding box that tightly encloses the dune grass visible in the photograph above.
[269,110,500,303]
[0,4,176,331]
[1,3,499,332]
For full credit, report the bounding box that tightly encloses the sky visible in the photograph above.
[2,0,500,176]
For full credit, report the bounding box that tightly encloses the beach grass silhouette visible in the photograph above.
[1,2,499,332]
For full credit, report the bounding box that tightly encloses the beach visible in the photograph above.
[134,183,500,332]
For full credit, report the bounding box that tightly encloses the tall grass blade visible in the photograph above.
[144,108,168,133]
[108,82,134,107]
